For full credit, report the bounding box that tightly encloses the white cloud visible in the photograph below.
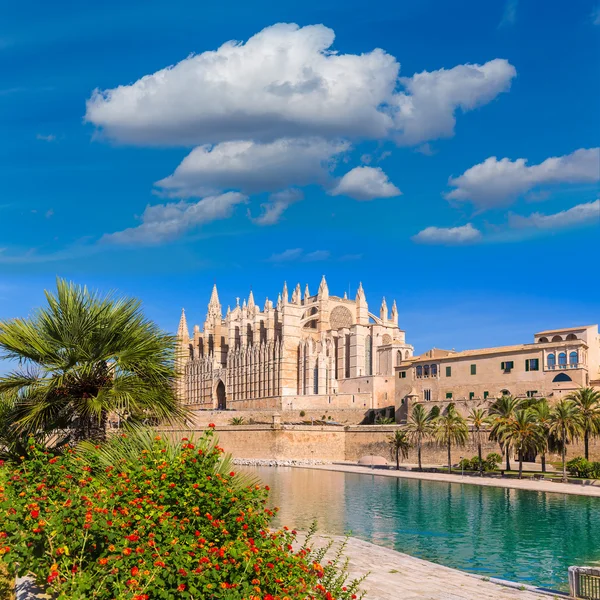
[250,188,303,225]
[156,138,347,197]
[329,166,401,201]
[412,223,482,245]
[392,59,516,146]
[36,134,56,142]
[102,192,247,245]
[592,6,600,25]
[85,23,515,148]
[267,248,330,262]
[446,147,600,210]
[508,199,600,230]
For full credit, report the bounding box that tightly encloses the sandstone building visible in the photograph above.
[395,324,600,419]
[176,277,413,411]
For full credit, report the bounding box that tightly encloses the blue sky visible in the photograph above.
[0,0,599,359]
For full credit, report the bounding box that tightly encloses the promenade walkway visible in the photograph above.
[312,534,564,600]
[302,463,600,497]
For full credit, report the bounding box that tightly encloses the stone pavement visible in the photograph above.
[312,534,567,600]
[302,463,600,498]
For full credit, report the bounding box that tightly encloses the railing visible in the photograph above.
[546,363,585,370]
[569,567,600,599]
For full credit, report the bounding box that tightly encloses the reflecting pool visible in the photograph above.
[245,466,600,592]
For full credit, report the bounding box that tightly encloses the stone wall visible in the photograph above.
[159,425,600,464]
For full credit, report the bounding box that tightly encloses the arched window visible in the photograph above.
[365,335,373,376]
[423,365,430,377]
[345,335,351,378]
[553,372,572,382]
[501,389,510,397]
[552,335,563,342]
[547,353,555,368]
[558,352,567,366]
[431,364,438,377]
[396,350,403,366]
[538,337,549,343]
[569,351,578,366]
[416,365,423,378]
[566,333,577,341]
[313,365,319,394]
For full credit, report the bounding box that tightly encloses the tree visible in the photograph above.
[497,409,546,479]
[566,387,600,460]
[548,399,583,482]
[0,279,186,446]
[530,398,552,472]
[388,429,411,470]
[433,404,469,473]
[468,407,488,476]
[404,403,434,471]
[488,395,522,471]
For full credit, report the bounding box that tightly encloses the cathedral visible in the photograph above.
[176,277,413,412]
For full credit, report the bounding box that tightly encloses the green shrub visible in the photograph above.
[228,416,245,426]
[0,429,364,599]
[484,453,502,471]
[566,456,600,479]
[299,410,306,417]
[456,453,501,472]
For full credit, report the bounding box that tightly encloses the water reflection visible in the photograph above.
[245,466,600,591]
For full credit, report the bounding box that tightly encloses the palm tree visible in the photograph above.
[388,429,411,470]
[468,407,488,476]
[433,404,469,473]
[497,409,546,479]
[530,398,551,472]
[489,395,522,471]
[548,399,583,482]
[566,387,600,460]
[0,279,186,446]
[404,403,434,471]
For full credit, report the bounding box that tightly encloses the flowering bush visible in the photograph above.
[0,430,364,600]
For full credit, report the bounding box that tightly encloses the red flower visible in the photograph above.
[229,471,235,477]
[30,510,39,519]
[177,584,186,592]
[126,534,140,542]
[208,423,216,428]
[49,457,58,464]
[131,566,139,577]
[47,571,59,584]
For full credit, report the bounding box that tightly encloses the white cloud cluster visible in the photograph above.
[446,147,600,210]
[156,138,347,197]
[85,22,516,240]
[329,166,401,201]
[412,223,482,245]
[86,24,515,148]
[102,192,247,245]
[509,199,599,230]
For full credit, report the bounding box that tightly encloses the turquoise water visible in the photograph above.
[246,466,600,592]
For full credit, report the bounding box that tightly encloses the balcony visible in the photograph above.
[546,363,585,370]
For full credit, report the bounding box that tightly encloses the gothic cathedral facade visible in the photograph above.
[176,277,413,411]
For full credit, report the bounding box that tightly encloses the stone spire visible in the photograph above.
[248,289,255,311]
[317,275,329,299]
[291,283,301,305]
[356,282,366,303]
[355,282,368,325]
[264,297,270,311]
[207,284,222,320]
[343,291,348,300]
[304,283,310,301]
[282,281,289,304]
[380,297,388,323]
[390,300,398,326]
[177,308,189,341]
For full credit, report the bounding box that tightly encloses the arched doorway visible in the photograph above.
[216,380,226,410]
